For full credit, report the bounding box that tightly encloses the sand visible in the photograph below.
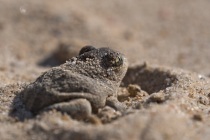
[0,0,210,140]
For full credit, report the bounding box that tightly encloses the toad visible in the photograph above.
[22,46,128,120]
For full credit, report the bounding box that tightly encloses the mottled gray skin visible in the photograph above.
[22,46,128,119]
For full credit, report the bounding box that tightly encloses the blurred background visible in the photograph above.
[0,0,210,85]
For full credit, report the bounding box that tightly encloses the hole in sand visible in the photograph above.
[122,64,177,94]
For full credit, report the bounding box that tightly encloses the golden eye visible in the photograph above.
[103,53,123,67]
[114,56,123,66]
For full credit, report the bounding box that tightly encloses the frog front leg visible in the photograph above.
[106,96,127,113]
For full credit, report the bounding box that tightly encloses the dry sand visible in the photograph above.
[0,0,210,140]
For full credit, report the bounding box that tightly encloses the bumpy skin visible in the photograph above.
[22,46,128,118]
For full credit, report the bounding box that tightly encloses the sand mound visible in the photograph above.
[1,63,210,140]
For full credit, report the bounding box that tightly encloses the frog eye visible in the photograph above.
[103,53,123,67]
[79,45,96,55]
[114,56,123,66]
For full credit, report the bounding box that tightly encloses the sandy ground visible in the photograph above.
[0,0,210,140]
